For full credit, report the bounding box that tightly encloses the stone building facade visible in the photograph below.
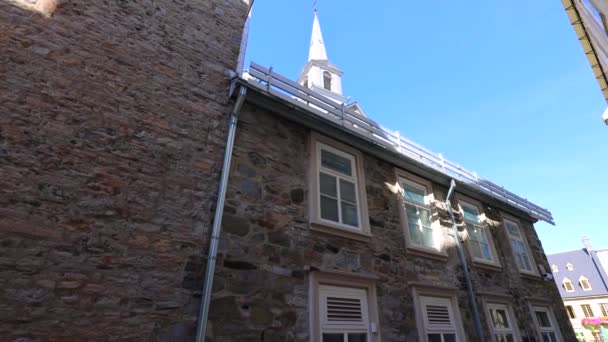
[1,0,250,340]
[205,12,576,342]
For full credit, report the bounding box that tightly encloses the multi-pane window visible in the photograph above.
[600,303,608,316]
[565,305,576,319]
[400,178,438,251]
[317,143,360,229]
[420,296,461,342]
[582,304,594,317]
[487,303,518,342]
[563,278,574,292]
[579,276,592,291]
[593,332,602,342]
[462,203,493,262]
[533,306,559,342]
[504,219,533,272]
[319,285,370,342]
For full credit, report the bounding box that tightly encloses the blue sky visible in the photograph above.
[244,0,608,254]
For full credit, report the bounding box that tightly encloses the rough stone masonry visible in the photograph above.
[0,0,249,340]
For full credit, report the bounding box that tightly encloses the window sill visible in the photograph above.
[310,221,371,242]
[520,271,541,281]
[406,246,448,261]
[472,260,502,272]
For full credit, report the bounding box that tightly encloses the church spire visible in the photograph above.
[308,11,328,61]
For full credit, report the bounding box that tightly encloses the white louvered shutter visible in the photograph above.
[421,296,456,332]
[319,285,370,334]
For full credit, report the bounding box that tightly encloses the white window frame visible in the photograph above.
[395,170,446,257]
[412,287,465,342]
[502,215,537,276]
[483,301,521,342]
[458,197,501,268]
[309,271,381,342]
[531,305,562,342]
[565,305,576,319]
[566,263,573,271]
[551,265,559,273]
[581,304,594,317]
[579,276,592,291]
[309,133,371,239]
[563,278,575,292]
[600,303,608,316]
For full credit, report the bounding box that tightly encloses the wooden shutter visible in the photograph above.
[320,285,369,333]
[421,296,456,332]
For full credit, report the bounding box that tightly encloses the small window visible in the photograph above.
[419,296,463,341]
[593,332,602,342]
[582,304,594,317]
[551,265,559,273]
[310,135,370,236]
[504,219,534,273]
[303,76,309,88]
[318,143,360,228]
[563,278,575,292]
[398,176,442,252]
[461,201,497,264]
[319,285,370,341]
[532,306,560,342]
[579,276,592,291]
[565,305,576,319]
[486,303,519,341]
[600,303,608,316]
[323,71,332,91]
[566,263,573,271]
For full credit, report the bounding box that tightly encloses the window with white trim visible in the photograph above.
[461,202,495,263]
[319,285,370,342]
[323,71,332,91]
[582,304,594,317]
[551,265,559,273]
[419,296,461,342]
[486,303,519,342]
[566,263,573,271]
[563,278,574,292]
[600,303,608,316]
[565,305,576,319]
[579,276,592,291]
[316,142,361,229]
[399,177,441,251]
[532,306,560,342]
[504,219,534,273]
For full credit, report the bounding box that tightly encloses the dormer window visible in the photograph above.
[563,278,574,292]
[580,276,592,291]
[566,263,573,271]
[323,71,332,90]
[551,265,558,273]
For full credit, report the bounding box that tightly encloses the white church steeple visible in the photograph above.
[298,10,346,103]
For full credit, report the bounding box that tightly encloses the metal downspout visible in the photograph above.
[445,179,485,342]
[195,86,247,342]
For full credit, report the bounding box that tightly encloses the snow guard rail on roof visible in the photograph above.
[240,62,554,225]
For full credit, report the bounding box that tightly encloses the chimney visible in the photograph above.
[582,236,593,251]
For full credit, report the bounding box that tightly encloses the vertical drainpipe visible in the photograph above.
[445,180,485,342]
[195,85,247,342]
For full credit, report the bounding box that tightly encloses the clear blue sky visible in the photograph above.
[244,0,608,254]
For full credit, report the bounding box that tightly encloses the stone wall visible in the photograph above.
[0,0,249,340]
[208,103,576,341]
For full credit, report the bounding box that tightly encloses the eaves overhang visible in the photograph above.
[562,0,608,103]
[233,63,555,225]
